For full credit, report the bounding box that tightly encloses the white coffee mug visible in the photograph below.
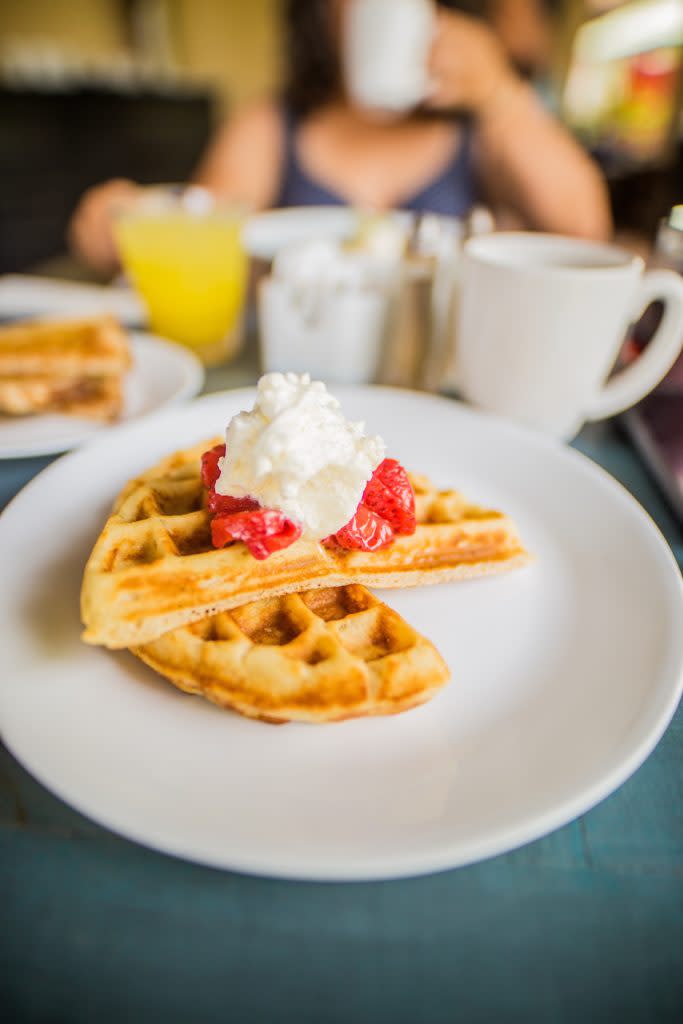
[343,0,435,113]
[457,233,683,439]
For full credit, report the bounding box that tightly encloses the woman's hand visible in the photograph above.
[426,9,517,115]
[67,178,140,276]
[424,7,611,240]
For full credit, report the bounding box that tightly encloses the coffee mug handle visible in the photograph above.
[588,269,683,421]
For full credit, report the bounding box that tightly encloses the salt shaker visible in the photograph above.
[376,208,493,392]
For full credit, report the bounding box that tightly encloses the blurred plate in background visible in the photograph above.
[0,331,204,459]
[243,205,412,261]
[0,274,144,326]
[243,206,359,261]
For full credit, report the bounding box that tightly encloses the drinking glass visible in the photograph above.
[115,185,248,366]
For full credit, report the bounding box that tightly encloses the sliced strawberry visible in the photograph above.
[211,509,302,560]
[207,490,259,517]
[375,458,413,499]
[200,444,226,490]
[202,444,259,515]
[362,458,416,535]
[333,504,394,551]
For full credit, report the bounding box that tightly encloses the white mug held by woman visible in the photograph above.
[343,0,435,113]
[457,233,683,439]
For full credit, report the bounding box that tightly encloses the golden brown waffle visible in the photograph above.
[0,315,131,378]
[0,315,130,419]
[0,375,123,420]
[132,584,450,723]
[82,438,530,649]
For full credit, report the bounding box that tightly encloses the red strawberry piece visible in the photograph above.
[333,504,394,551]
[207,490,259,517]
[362,458,416,535]
[200,444,226,490]
[201,444,259,516]
[211,509,302,560]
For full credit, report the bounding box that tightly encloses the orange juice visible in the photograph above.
[116,202,248,365]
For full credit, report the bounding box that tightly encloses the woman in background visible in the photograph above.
[69,0,611,274]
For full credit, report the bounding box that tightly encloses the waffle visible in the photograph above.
[132,584,450,723]
[0,315,130,419]
[82,439,530,649]
[0,315,131,377]
[0,375,123,420]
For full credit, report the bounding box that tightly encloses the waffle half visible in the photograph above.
[0,375,123,420]
[0,315,131,377]
[81,439,530,649]
[132,584,450,723]
[0,315,130,420]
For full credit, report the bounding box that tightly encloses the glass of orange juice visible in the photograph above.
[114,185,248,366]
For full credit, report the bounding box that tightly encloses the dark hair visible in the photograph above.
[281,0,490,117]
[281,0,342,116]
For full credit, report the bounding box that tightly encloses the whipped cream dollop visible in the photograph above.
[215,373,385,540]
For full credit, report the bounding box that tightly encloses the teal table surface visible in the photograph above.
[1,356,682,1024]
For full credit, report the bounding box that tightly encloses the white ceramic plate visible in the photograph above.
[0,331,204,459]
[243,207,360,261]
[0,388,681,881]
[0,274,143,325]
[243,206,411,261]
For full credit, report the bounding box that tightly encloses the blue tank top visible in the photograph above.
[276,109,477,216]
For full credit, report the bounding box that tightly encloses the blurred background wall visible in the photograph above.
[0,0,283,272]
[0,0,127,57]
[0,0,282,112]
[175,0,281,111]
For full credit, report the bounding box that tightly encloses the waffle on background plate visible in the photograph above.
[0,315,131,420]
[78,438,530,721]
